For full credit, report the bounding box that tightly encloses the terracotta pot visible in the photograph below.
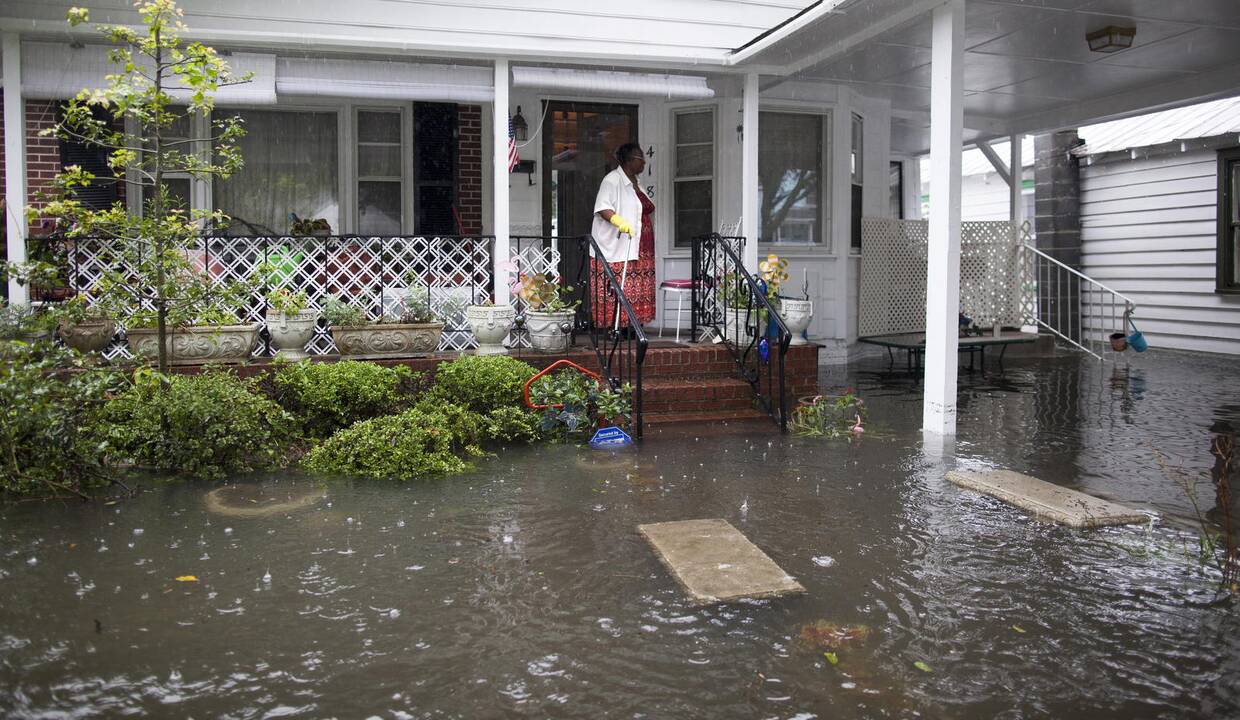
[127,324,260,365]
[1109,332,1128,352]
[330,322,443,359]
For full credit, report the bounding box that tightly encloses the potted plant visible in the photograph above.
[53,295,117,354]
[518,273,578,352]
[719,271,760,343]
[323,287,444,359]
[766,256,812,345]
[265,287,318,361]
[121,274,261,365]
[465,301,517,355]
[0,301,59,343]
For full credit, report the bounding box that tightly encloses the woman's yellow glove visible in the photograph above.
[608,214,634,235]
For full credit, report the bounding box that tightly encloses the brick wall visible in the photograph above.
[456,104,482,235]
[0,98,63,237]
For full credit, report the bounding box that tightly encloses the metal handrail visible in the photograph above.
[576,235,649,439]
[1021,241,1136,361]
[691,233,792,431]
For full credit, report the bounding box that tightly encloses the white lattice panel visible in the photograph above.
[66,235,494,359]
[859,219,1031,337]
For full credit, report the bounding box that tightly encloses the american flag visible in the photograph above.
[507,116,520,172]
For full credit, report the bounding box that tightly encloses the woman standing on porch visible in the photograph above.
[590,142,656,330]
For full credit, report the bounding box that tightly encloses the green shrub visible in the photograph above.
[431,355,537,412]
[303,406,486,479]
[272,360,421,438]
[483,406,543,443]
[100,369,294,479]
[0,343,121,496]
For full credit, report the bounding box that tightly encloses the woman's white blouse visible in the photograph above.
[590,166,643,263]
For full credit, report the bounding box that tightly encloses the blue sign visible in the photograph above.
[590,426,633,448]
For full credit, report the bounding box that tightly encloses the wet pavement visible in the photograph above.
[0,349,1237,718]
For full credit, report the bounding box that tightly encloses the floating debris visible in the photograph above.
[796,620,871,650]
[204,484,327,519]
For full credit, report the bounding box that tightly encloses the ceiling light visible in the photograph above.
[1086,25,1136,53]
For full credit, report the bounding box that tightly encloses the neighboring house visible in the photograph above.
[934,98,1240,356]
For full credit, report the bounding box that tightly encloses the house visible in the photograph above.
[928,96,1240,356]
[5,0,1240,433]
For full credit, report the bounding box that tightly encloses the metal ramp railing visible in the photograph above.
[1021,241,1136,361]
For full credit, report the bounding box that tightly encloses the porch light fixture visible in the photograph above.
[1086,25,1136,53]
[511,106,528,142]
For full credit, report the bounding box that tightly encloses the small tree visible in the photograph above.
[30,0,251,372]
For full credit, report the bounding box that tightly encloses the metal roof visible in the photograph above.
[1072,95,1240,157]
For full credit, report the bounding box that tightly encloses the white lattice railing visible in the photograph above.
[61,234,563,359]
[858,218,1034,338]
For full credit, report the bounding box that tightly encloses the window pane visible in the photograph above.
[676,111,712,144]
[358,181,402,235]
[359,145,401,178]
[759,112,822,245]
[214,110,339,235]
[142,178,191,212]
[676,144,712,177]
[675,180,713,248]
[358,111,401,144]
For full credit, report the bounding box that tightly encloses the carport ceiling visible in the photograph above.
[742,0,1240,151]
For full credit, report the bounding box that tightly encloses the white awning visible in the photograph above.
[511,67,714,100]
[276,58,493,103]
[17,42,277,104]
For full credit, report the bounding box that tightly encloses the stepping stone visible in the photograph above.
[946,469,1148,528]
[638,518,805,604]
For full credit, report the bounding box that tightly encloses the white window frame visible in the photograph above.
[670,105,716,251]
[756,105,832,253]
[355,104,412,235]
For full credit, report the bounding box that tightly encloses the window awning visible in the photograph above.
[511,67,713,100]
[276,58,493,103]
[14,42,277,105]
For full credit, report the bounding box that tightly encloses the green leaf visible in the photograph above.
[913,660,932,673]
[824,652,839,665]
[1012,625,1027,633]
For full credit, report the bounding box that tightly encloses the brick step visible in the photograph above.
[639,376,757,415]
[643,408,774,429]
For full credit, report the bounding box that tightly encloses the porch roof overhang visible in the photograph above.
[726,0,1240,154]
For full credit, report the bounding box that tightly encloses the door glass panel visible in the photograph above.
[358,181,402,235]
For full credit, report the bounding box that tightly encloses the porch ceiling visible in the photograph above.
[738,0,1240,153]
[0,0,818,67]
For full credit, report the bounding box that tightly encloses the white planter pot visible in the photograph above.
[331,322,443,359]
[127,324,260,365]
[526,310,575,352]
[58,318,116,353]
[265,309,319,361]
[465,304,516,355]
[723,307,757,344]
[780,299,813,346]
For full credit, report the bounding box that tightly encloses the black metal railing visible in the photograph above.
[575,235,649,439]
[690,233,792,430]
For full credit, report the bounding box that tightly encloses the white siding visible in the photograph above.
[1080,150,1240,355]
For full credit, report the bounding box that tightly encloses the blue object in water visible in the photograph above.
[1126,314,1149,352]
[590,426,633,448]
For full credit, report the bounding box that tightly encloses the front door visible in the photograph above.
[542,101,638,301]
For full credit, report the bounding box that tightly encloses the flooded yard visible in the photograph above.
[1,349,1237,718]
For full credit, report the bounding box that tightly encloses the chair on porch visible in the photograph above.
[659,218,740,342]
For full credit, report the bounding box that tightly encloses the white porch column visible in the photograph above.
[1009,133,1023,231]
[491,59,512,304]
[3,33,28,304]
[741,72,760,272]
[923,0,964,434]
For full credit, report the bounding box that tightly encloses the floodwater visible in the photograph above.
[1,350,1238,718]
